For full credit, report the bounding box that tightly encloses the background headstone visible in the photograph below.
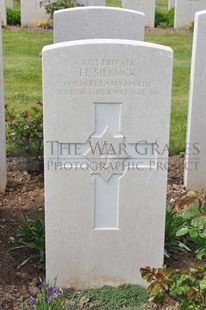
[54,7,145,43]
[122,0,155,27]
[77,0,105,5]
[43,39,173,288]
[0,0,7,25]
[0,13,7,193]
[6,0,14,9]
[184,11,206,191]
[168,0,175,9]
[21,0,55,26]
[174,0,206,28]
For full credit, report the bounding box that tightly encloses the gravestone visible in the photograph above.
[0,0,7,25]
[0,13,6,193]
[54,7,145,43]
[21,0,55,26]
[77,0,105,5]
[184,11,206,191]
[6,0,14,9]
[174,0,206,28]
[122,0,155,27]
[168,0,175,9]
[43,38,173,288]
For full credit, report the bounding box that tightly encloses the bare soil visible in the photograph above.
[0,155,198,309]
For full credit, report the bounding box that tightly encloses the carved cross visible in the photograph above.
[49,102,155,229]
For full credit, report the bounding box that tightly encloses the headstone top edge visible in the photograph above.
[42,39,173,55]
[195,10,206,18]
[54,6,145,17]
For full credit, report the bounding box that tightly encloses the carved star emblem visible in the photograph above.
[84,127,129,182]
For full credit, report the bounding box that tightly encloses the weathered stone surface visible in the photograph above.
[6,0,14,9]
[43,39,173,288]
[0,13,6,193]
[54,7,145,43]
[185,11,206,191]
[21,0,55,26]
[77,0,105,5]
[168,0,175,9]
[122,0,155,27]
[174,0,206,28]
[0,0,7,25]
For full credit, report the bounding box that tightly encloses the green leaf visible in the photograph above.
[200,279,206,290]
[189,229,199,238]
[17,257,31,270]
[176,227,189,236]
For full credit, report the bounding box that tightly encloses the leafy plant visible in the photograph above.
[140,263,206,309]
[13,206,45,270]
[164,205,190,258]
[36,19,52,29]
[6,101,43,171]
[155,8,174,28]
[6,7,21,25]
[177,191,206,260]
[23,279,67,309]
[43,0,81,20]
[187,21,194,32]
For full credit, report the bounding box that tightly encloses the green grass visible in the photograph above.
[3,29,52,111]
[145,32,193,154]
[107,0,121,7]
[66,285,148,309]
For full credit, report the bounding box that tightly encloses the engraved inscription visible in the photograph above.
[58,58,160,97]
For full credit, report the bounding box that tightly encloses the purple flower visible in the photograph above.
[38,282,43,290]
[45,297,51,304]
[37,278,43,290]
[48,287,56,296]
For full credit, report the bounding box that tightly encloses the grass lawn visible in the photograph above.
[66,285,148,309]
[145,32,193,154]
[107,0,121,7]
[2,28,192,155]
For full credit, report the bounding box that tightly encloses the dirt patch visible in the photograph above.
[0,155,197,309]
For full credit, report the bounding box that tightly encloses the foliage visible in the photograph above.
[70,285,148,310]
[6,8,21,25]
[164,205,190,258]
[23,283,148,310]
[24,279,67,309]
[36,19,52,29]
[155,8,174,28]
[43,0,81,20]
[177,191,206,260]
[140,263,206,309]
[187,21,194,32]
[5,101,43,171]
[13,206,45,270]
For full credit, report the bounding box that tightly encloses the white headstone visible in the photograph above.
[0,14,6,193]
[0,0,7,25]
[54,7,145,43]
[122,0,155,27]
[43,39,173,288]
[6,0,14,9]
[21,0,55,26]
[174,0,206,28]
[168,0,175,9]
[77,0,105,5]
[185,11,206,191]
